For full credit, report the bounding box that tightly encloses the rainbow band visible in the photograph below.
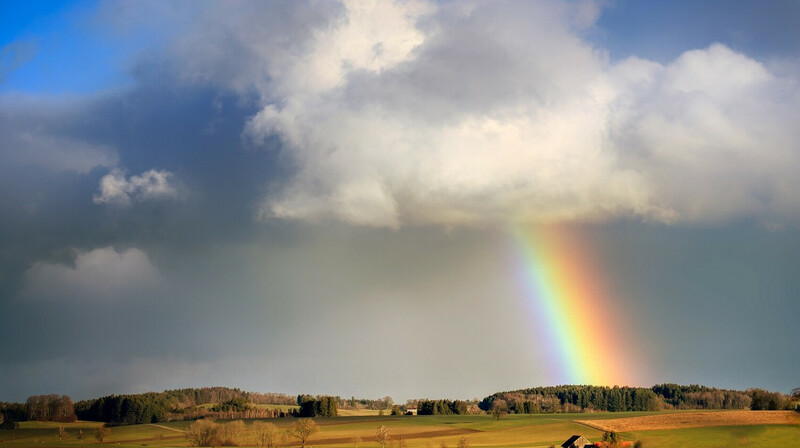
[512,225,628,386]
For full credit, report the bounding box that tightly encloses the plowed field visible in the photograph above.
[577,410,799,432]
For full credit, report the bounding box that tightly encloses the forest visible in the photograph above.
[478,384,793,414]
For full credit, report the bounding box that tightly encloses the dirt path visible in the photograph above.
[306,428,482,446]
[104,434,184,444]
[149,423,185,432]
[576,410,800,432]
[101,425,481,446]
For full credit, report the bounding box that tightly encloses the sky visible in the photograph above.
[1,0,799,403]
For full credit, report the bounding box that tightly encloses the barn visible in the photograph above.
[561,435,592,448]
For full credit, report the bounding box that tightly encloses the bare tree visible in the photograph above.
[95,426,110,443]
[56,425,67,441]
[253,421,279,448]
[490,400,508,420]
[185,419,221,447]
[375,425,391,448]
[351,435,363,448]
[457,437,470,448]
[220,420,246,446]
[287,418,318,448]
[77,429,85,443]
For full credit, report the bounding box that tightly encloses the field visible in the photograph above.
[577,410,800,431]
[0,411,797,448]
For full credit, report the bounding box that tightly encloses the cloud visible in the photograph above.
[21,247,158,302]
[93,169,183,206]
[0,94,119,173]
[5,132,118,174]
[609,44,800,223]
[92,1,800,227]
[242,0,648,228]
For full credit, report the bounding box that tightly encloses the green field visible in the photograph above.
[1,412,797,448]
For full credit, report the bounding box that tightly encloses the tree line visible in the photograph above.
[0,395,77,427]
[416,399,470,415]
[297,395,338,417]
[2,384,796,428]
[479,384,796,414]
[480,385,661,413]
[73,387,298,425]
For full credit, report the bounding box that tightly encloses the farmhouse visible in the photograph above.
[560,436,634,448]
[561,435,592,448]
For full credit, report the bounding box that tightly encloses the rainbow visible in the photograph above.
[511,225,634,386]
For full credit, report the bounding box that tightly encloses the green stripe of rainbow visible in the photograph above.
[511,225,631,386]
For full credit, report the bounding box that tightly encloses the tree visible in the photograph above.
[212,397,251,413]
[375,425,391,448]
[609,431,622,448]
[56,425,67,441]
[26,395,76,422]
[185,419,221,447]
[253,421,279,448]
[791,387,800,399]
[287,418,318,448]
[0,412,17,430]
[95,426,110,443]
[77,428,85,443]
[749,388,785,410]
[298,396,338,417]
[490,400,508,420]
[220,420,246,446]
[457,436,470,448]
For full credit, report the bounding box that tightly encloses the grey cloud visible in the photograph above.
[20,246,158,302]
[0,98,118,173]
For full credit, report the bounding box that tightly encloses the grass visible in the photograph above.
[0,411,797,448]
[628,424,800,447]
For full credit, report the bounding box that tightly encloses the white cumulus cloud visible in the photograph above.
[93,168,183,206]
[21,247,159,302]
[608,44,800,224]
[137,0,800,227]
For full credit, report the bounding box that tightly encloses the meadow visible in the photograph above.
[1,411,797,448]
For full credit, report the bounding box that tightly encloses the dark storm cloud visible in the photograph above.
[0,66,287,395]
